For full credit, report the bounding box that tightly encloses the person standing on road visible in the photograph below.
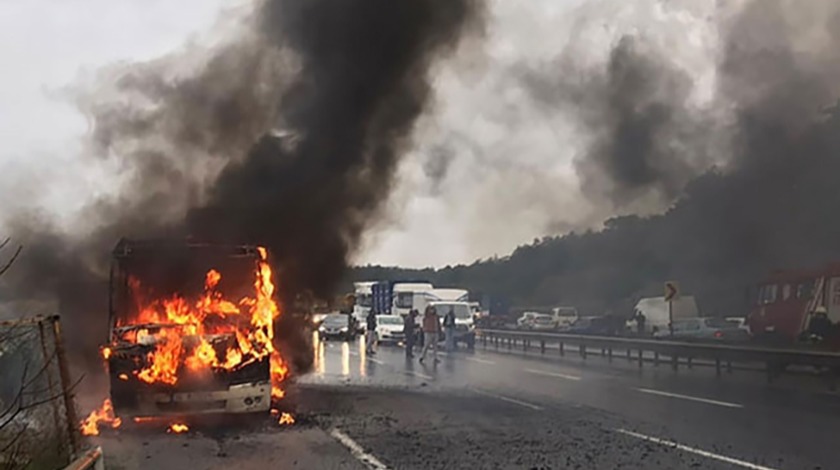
[635,311,646,336]
[419,306,440,364]
[808,306,832,342]
[366,309,378,355]
[443,307,456,352]
[404,309,418,358]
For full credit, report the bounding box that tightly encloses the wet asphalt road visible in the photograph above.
[91,334,840,469]
[298,334,839,469]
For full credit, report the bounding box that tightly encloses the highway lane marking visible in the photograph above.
[471,389,544,411]
[524,368,581,381]
[635,388,743,408]
[465,357,496,365]
[404,370,434,380]
[615,429,776,470]
[330,428,390,470]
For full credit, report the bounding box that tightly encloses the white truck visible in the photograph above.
[392,282,435,317]
[631,296,700,335]
[352,281,375,332]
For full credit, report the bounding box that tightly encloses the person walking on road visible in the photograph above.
[443,307,456,352]
[366,309,378,355]
[404,309,418,358]
[419,306,440,364]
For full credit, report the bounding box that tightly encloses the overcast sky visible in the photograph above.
[0,0,717,268]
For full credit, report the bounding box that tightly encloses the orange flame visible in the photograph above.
[168,423,189,434]
[278,412,295,426]
[109,247,288,401]
[271,354,289,400]
[80,399,122,436]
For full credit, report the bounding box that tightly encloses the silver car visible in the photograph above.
[654,317,751,342]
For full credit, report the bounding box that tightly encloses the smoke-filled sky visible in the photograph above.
[0,0,752,268]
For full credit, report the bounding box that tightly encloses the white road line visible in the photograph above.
[615,429,777,470]
[465,357,496,365]
[367,358,385,365]
[471,389,544,411]
[524,368,581,381]
[330,428,390,470]
[404,370,434,380]
[636,388,743,408]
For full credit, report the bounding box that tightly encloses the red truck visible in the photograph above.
[747,263,840,349]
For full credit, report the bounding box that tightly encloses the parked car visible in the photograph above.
[375,314,405,345]
[517,312,555,330]
[653,317,751,342]
[318,313,357,341]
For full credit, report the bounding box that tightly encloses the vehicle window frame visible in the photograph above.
[395,292,414,309]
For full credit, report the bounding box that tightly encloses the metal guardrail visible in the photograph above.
[477,329,840,388]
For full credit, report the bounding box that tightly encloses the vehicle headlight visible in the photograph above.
[340,327,348,332]
[318,326,326,333]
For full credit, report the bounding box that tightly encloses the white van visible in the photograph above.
[411,288,469,323]
[632,296,699,334]
[551,307,579,329]
[429,301,476,349]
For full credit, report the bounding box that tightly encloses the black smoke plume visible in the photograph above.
[355,0,840,320]
[1,0,482,372]
[521,34,719,210]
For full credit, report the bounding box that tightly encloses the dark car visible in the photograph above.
[318,314,357,341]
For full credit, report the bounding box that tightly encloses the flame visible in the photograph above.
[168,423,189,434]
[106,247,288,401]
[133,416,156,423]
[271,354,289,400]
[80,399,122,436]
[278,412,295,426]
[101,347,112,360]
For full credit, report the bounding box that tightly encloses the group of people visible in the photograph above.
[365,305,457,364]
